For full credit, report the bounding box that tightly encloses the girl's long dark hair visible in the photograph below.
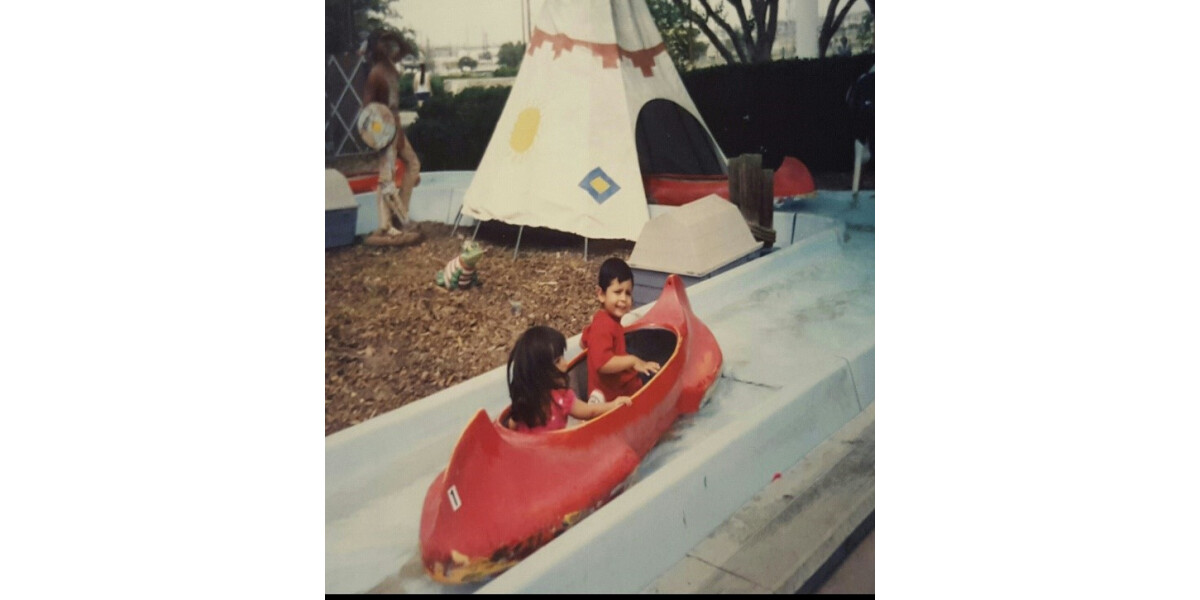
[507,326,569,429]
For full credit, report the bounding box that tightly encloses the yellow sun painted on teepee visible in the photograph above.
[509,108,541,153]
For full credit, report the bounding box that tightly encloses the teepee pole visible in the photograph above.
[584,237,588,261]
[450,206,463,237]
[513,225,524,259]
[472,221,481,241]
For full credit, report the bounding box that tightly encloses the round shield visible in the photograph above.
[356,102,397,151]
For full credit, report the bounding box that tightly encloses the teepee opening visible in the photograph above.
[635,99,726,177]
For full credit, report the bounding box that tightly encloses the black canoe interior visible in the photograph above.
[567,328,678,403]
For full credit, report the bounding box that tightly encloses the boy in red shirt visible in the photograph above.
[581,258,661,403]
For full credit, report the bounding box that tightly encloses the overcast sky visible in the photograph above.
[389,0,546,48]
[388,0,864,49]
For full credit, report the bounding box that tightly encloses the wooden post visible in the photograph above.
[757,168,776,248]
[729,154,776,249]
[728,154,763,224]
[727,154,742,218]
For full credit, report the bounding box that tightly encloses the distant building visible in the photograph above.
[787,0,819,59]
[700,2,871,64]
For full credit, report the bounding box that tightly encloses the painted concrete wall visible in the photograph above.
[352,171,478,234]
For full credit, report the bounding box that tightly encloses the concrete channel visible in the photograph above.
[325,180,875,593]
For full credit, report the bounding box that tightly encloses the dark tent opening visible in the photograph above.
[635,99,726,176]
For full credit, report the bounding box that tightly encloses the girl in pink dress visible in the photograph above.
[505,326,632,432]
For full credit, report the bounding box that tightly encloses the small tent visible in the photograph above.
[461,0,727,241]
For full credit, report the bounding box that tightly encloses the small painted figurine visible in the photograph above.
[435,240,486,290]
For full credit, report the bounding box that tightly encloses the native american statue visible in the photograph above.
[358,28,424,248]
[356,102,423,246]
[435,240,486,291]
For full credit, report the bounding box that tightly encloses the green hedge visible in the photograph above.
[408,55,874,173]
[407,86,511,171]
[396,74,448,110]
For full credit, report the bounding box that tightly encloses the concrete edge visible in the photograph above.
[646,403,875,594]
[796,510,876,594]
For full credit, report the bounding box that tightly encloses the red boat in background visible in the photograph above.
[419,275,723,584]
[644,155,817,207]
[346,160,409,194]
[348,156,814,208]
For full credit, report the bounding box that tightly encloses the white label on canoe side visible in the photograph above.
[447,485,462,511]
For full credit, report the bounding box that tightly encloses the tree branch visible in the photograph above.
[679,0,748,63]
[831,0,859,34]
[670,0,740,64]
[818,0,858,57]
[759,0,778,62]
[704,0,749,62]
[748,0,778,62]
[669,0,779,64]
[728,0,755,57]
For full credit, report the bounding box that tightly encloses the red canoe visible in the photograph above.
[419,274,723,584]
[644,155,817,207]
[346,160,409,194]
[349,156,814,206]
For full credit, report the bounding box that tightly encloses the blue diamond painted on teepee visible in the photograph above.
[579,167,620,204]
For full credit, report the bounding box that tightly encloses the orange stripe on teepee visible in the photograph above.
[527,27,666,77]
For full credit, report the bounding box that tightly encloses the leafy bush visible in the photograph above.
[407,86,512,170]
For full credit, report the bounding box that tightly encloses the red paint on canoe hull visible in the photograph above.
[348,157,813,206]
[644,155,816,206]
[419,275,722,584]
[346,160,408,194]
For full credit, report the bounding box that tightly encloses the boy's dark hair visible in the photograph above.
[598,257,633,290]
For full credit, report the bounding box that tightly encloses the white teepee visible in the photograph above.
[461,0,727,241]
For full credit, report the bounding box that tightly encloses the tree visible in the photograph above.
[325,0,417,57]
[497,42,527,69]
[666,0,779,65]
[458,56,478,71]
[854,10,874,54]
[326,0,357,54]
[817,0,860,58]
[647,0,709,71]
